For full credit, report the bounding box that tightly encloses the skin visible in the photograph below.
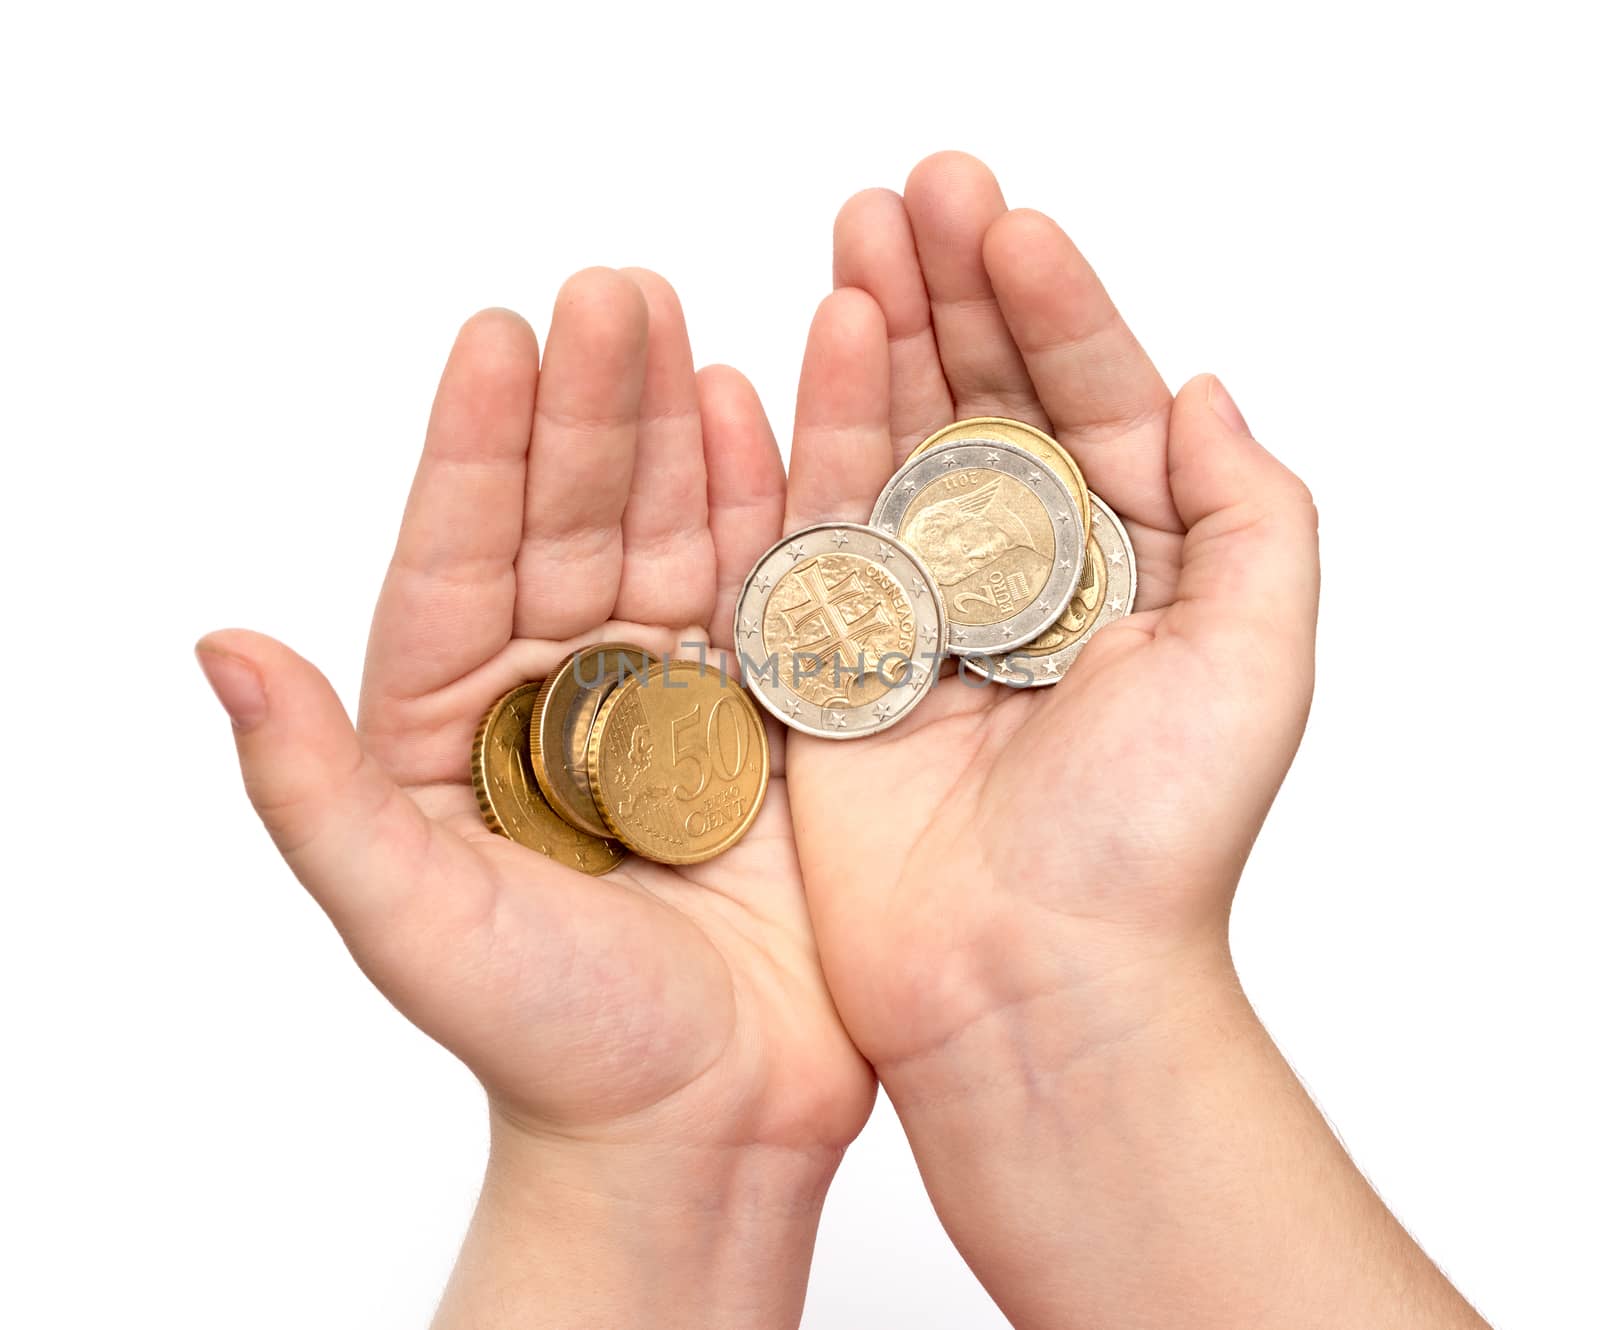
[198,156,1488,1327]
[197,269,873,1329]
[784,151,1487,1328]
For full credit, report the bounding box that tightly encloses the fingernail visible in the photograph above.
[195,645,267,731]
[1208,375,1249,435]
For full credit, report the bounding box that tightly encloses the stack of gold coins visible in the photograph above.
[736,417,1138,737]
[471,644,770,874]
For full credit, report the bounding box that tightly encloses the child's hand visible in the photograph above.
[787,151,1316,1100]
[197,270,873,1329]
[774,153,1479,1330]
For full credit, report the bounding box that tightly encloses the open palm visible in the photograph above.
[201,269,871,1154]
[782,154,1320,1070]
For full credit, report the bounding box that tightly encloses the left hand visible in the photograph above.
[783,150,1316,1091]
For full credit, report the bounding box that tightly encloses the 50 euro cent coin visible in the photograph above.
[585,659,770,865]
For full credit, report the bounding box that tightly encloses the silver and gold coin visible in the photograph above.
[967,493,1137,687]
[733,522,946,739]
[870,439,1085,657]
[912,416,1092,536]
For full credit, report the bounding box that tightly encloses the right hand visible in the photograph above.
[197,270,874,1178]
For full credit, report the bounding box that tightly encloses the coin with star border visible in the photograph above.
[911,416,1092,535]
[733,522,946,740]
[966,492,1138,688]
[871,439,1085,656]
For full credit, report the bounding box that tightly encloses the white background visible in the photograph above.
[3,3,1596,1326]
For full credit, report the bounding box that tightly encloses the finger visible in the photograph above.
[833,188,953,459]
[362,309,537,717]
[609,269,716,630]
[698,364,786,648]
[902,151,1041,425]
[514,269,648,640]
[786,289,894,531]
[1166,375,1319,682]
[982,208,1181,533]
[196,629,496,950]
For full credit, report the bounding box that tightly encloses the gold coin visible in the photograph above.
[530,643,656,839]
[912,416,1092,536]
[585,659,769,865]
[471,683,625,875]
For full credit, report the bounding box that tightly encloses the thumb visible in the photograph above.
[194,628,472,942]
[1166,374,1319,708]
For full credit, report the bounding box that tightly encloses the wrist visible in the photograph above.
[877,926,1248,1116]
[433,1109,841,1330]
[876,938,1483,1330]
[874,944,1272,1330]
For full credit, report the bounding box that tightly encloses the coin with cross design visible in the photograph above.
[733,522,946,739]
[871,439,1085,656]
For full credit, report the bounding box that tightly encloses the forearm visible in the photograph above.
[434,1114,838,1330]
[884,946,1487,1330]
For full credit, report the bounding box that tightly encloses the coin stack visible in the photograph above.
[735,416,1138,739]
[474,417,1133,872]
[471,645,770,875]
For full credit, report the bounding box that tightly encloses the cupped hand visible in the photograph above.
[198,269,872,1164]
[784,153,1320,1074]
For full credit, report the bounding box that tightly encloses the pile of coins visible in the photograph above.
[471,645,770,875]
[473,417,1134,872]
[735,416,1137,739]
